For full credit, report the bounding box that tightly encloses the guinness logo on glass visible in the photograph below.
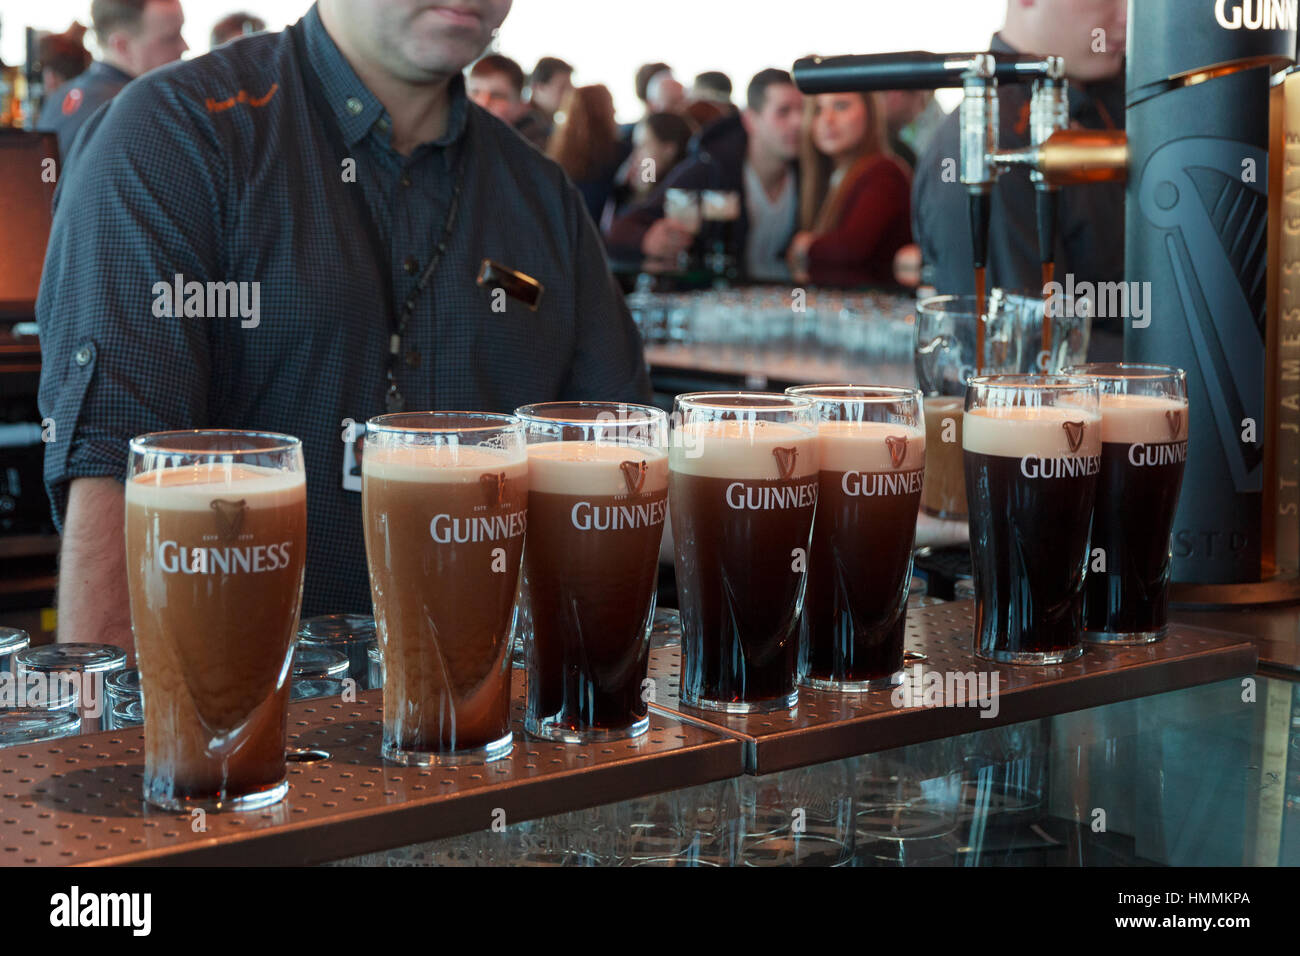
[772,446,798,480]
[480,472,506,507]
[210,498,247,542]
[1165,409,1183,440]
[885,435,908,470]
[1062,420,1086,454]
[620,459,647,495]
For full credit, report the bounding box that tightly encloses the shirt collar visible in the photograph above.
[89,61,134,86]
[301,2,470,151]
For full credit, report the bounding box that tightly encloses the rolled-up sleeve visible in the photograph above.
[560,180,653,405]
[37,73,226,528]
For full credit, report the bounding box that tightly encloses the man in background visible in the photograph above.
[467,52,547,148]
[912,0,1127,358]
[37,0,187,159]
[691,71,733,111]
[608,68,803,281]
[210,11,266,48]
[527,55,572,126]
[644,68,685,115]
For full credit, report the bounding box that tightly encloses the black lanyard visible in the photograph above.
[290,23,469,412]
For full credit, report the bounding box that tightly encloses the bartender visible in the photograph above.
[37,0,652,653]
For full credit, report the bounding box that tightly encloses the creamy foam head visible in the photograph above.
[1098,393,1188,445]
[527,441,669,495]
[963,405,1102,458]
[669,420,818,479]
[815,421,925,472]
[126,463,305,510]
[362,442,526,484]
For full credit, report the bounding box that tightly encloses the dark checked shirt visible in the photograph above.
[35,61,133,160]
[37,4,652,616]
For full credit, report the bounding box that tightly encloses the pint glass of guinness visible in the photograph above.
[125,430,307,811]
[362,412,528,765]
[786,385,925,690]
[964,376,1101,664]
[670,392,819,712]
[514,401,669,742]
[1062,364,1188,644]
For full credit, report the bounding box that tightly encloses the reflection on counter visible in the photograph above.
[332,675,1299,867]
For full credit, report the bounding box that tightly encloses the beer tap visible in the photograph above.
[791,51,1128,347]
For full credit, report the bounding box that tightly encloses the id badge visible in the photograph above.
[342,421,366,493]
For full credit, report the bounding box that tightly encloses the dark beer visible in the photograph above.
[126,453,306,811]
[523,441,668,740]
[801,420,925,688]
[671,418,818,711]
[964,403,1100,663]
[1084,392,1188,640]
[363,437,527,764]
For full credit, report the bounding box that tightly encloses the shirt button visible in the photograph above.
[399,171,411,187]
[345,97,363,115]
[74,346,92,367]
[376,117,390,133]
[403,256,419,275]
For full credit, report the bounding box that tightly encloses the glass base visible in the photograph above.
[975,644,1084,666]
[803,671,904,693]
[680,689,798,713]
[1083,626,1166,646]
[144,776,288,813]
[382,731,514,766]
[524,714,649,743]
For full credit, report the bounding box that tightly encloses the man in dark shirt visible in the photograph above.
[912,0,1127,358]
[36,0,188,159]
[37,0,651,652]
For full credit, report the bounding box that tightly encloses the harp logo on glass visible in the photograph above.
[151,273,262,329]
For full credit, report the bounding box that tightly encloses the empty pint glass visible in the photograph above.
[964,376,1101,664]
[787,386,925,690]
[670,392,818,712]
[1062,363,1188,644]
[362,412,527,765]
[125,430,307,811]
[516,402,669,742]
[915,291,1091,521]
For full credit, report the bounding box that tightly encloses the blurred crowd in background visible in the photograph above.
[6,0,1126,304]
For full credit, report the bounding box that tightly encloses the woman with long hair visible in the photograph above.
[547,84,629,225]
[786,91,912,286]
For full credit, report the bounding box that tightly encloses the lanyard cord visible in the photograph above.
[290,21,469,412]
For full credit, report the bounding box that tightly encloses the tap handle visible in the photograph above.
[792,51,1060,93]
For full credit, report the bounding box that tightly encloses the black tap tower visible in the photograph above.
[1124,0,1295,595]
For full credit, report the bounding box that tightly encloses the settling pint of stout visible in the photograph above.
[515,402,669,742]
[787,385,925,690]
[922,396,965,519]
[362,413,528,765]
[670,392,818,711]
[964,376,1101,664]
[125,430,307,811]
[1063,364,1188,643]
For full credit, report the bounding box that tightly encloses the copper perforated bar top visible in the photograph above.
[649,600,1258,774]
[0,674,743,867]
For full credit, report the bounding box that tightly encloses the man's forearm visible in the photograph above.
[56,477,133,657]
